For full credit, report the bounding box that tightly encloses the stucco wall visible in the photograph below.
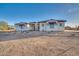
[15,24,33,31]
[39,22,65,31]
[15,22,65,32]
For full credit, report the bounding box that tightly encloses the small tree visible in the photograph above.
[0,21,9,30]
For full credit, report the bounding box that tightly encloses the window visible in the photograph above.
[50,24,54,28]
[42,24,44,27]
[60,23,62,26]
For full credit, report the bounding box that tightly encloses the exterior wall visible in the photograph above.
[35,23,39,31]
[39,22,65,31]
[15,25,27,31]
[39,23,48,31]
[15,24,33,31]
[15,21,65,32]
[47,22,65,31]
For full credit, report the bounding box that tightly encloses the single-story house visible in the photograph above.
[15,19,66,32]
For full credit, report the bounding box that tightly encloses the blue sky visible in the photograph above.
[0,3,79,27]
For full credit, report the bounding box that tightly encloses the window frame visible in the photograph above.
[49,23,54,28]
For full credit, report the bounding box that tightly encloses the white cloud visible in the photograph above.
[68,8,79,13]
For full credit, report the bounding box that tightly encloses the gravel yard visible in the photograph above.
[0,31,79,56]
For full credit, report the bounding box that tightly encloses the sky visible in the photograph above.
[0,3,79,27]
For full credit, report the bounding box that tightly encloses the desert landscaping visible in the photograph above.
[0,30,79,56]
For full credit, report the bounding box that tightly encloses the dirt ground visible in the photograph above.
[0,31,79,56]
